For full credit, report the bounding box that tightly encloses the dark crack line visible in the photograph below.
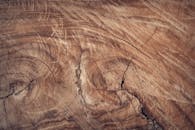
[126,89,163,130]
[3,100,14,130]
[120,60,132,89]
[118,63,163,130]
[117,59,141,116]
[141,107,163,130]
[3,100,8,128]
[141,107,152,120]
[0,84,15,100]
[14,79,36,95]
[3,100,7,115]
[0,79,36,100]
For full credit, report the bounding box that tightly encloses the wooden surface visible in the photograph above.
[0,0,195,130]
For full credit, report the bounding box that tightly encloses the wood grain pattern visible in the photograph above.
[0,0,195,130]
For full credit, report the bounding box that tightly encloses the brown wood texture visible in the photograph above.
[0,0,195,130]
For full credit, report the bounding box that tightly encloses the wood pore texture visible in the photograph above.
[0,0,195,130]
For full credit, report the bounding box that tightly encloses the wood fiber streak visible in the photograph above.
[0,0,194,130]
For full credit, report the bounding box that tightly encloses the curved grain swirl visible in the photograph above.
[0,0,194,130]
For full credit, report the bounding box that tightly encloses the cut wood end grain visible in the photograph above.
[0,0,194,130]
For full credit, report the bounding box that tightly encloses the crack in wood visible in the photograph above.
[119,64,164,130]
[0,79,36,100]
[120,59,132,89]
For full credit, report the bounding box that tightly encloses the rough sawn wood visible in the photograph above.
[0,0,195,130]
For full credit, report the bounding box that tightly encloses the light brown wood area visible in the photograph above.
[0,0,195,130]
